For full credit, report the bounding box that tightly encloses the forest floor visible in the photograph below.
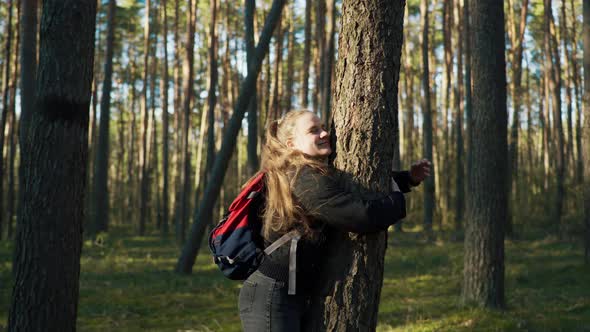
[1,222,589,332]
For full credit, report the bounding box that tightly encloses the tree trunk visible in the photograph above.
[420,0,434,235]
[205,0,218,191]
[149,19,160,229]
[573,0,583,183]
[8,0,96,329]
[245,0,259,176]
[172,0,182,239]
[269,17,283,120]
[92,0,117,234]
[321,0,336,127]
[6,1,20,239]
[139,0,152,235]
[177,0,197,243]
[161,0,170,236]
[126,49,138,226]
[301,0,311,108]
[314,0,326,115]
[0,0,15,240]
[462,0,507,308]
[542,72,551,192]
[464,0,473,209]
[454,0,464,233]
[176,0,287,274]
[304,1,405,330]
[506,0,528,237]
[583,0,590,264]
[442,0,453,220]
[545,0,565,230]
[284,3,295,112]
[561,0,574,175]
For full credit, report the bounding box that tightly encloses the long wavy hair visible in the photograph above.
[255,110,329,239]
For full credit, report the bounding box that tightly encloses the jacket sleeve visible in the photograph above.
[392,171,419,193]
[292,167,406,233]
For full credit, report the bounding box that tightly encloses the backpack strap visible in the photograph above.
[263,230,300,255]
[288,236,300,295]
[263,230,301,295]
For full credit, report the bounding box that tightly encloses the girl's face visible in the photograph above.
[288,112,331,157]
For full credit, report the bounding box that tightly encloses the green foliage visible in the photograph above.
[1,226,589,331]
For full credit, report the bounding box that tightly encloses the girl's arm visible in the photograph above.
[293,167,406,233]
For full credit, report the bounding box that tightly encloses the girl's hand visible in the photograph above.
[410,159,431,184]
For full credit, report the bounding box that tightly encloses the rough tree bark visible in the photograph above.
[462,0,507,308]
[304,1,406,330]
[8,0,96,330]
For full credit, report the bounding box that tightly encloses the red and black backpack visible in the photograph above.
[208,172,300,286]
[208,172,266,280]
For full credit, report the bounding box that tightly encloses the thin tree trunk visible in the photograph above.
[270,17,283,120]
[6,1,20,239]
[139,0,152,235]
[542,72,551,192]
[92,0,117,234]
[172,0,182,237]
[462,0,507,308]
[545,0,565,230]
[0,0,15,240]
[245,0,259,176]
[314,0,326,116]
[204,0,218,191]
[573,0,583,183]
[442,0,453,218]
[126,49,138,225]
[149,4,160,227]
[321,0,336,127]
[161,0,170,236]
[284,3,295,112]
[176,0,287,273]
[561,0,573,171]
[177,0,196,243]
[464,0,473,206]
[582,0,590,264]
[421,0,434,235]
[454,0,464,233]
[8,0,96,329]
[301,0,311,108]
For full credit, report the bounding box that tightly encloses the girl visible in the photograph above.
[238,110,430,331]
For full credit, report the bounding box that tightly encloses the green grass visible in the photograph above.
[1,227,589,331]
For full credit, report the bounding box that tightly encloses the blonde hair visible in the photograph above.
[258,110,328,238]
